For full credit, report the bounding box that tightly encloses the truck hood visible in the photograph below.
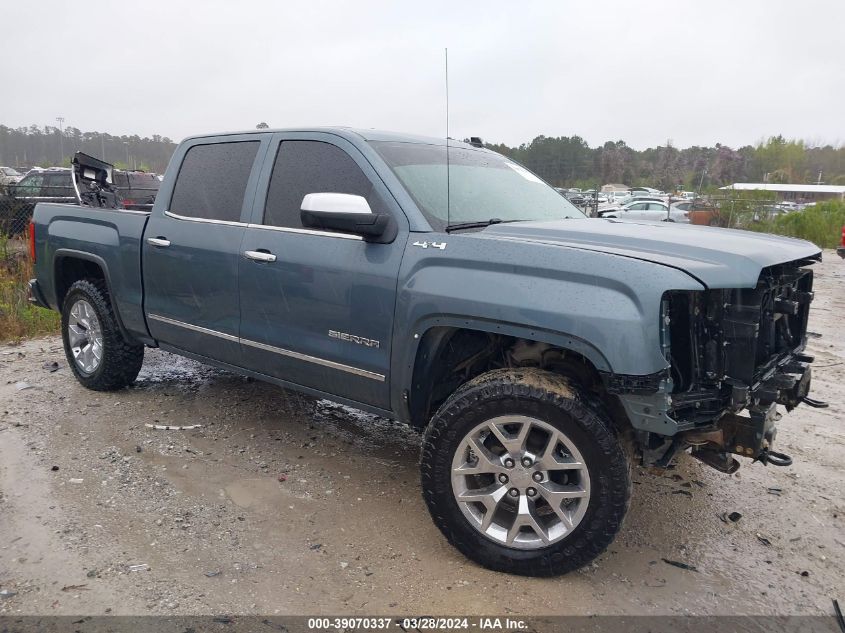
[478,218,822,288]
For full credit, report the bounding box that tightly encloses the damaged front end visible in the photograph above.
[615,254,825,473]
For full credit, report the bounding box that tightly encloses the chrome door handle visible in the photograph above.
[244,250,277,262]
[146,237,171,247]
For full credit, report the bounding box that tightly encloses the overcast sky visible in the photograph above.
[2,0,842,149]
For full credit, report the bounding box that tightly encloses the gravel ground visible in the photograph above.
[0,252,843,618]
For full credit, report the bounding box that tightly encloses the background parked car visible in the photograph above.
[0,166,24,191]
[599,200,689,222]
[1,167,160,234]
[113,170,161,210]
[607,191,632,204]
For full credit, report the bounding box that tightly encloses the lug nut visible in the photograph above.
[521,457,533,467]
[508,488,519,498]
[527,487,537,497]
[503,458,515,468]
[532,472,543,482]
[498,473,509,484]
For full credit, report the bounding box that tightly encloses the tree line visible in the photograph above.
[0,125,177,173]
[486,135,845,191]
[1,124,842,190]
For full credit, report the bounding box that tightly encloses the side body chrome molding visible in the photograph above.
[147,313,385,382]
[162,210,362,240]
[147,313,239,342]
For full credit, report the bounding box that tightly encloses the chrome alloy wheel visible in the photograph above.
[451,415,591,549]
[67,299,103,375]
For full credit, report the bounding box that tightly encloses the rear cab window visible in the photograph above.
[169,141,260,222]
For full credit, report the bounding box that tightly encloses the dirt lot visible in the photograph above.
[0,252,843,618]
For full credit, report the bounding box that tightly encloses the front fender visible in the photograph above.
[390,234,705,417]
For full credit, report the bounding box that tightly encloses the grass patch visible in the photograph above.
[746,200,845,249]
[0,236,60,341]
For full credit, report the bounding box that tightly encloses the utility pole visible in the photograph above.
[56,116,65,165]
[124,141,130,169]
[694,168,707,203]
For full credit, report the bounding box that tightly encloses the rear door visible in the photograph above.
[237,133,408,408]
[143,135,269,366]
[643,202,668,221]
[623,202,649,219]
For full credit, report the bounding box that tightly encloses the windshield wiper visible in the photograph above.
[445,218,517,233]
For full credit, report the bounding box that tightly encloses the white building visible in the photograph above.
[720,183,845,202]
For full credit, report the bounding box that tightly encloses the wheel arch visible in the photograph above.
[399,317,613,429]
[53,249,133,344]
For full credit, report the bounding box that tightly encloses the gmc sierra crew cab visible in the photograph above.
[29,128,824,576]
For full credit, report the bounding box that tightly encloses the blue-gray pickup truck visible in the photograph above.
[29,128,824,576]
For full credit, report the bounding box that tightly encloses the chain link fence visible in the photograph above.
[0,192,35,236]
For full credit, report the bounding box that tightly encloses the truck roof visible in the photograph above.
[181,127,482,150]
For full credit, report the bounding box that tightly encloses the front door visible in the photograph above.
[143,136,268,366]
[238,133,407,409]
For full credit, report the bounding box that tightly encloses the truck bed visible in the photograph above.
[31,203,152,342]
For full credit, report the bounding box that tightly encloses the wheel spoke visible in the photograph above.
[486,417,531,453]
[82,344,94,371]
[506,495,550,545]
[453,435,506,476]
[68,324,86,347]
[458,483,508,533]
[537,434,584,471]
[538,481,589,503]
[458,482,507,504]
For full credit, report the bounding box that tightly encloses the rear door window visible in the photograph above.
[45,173,73,197]
[170,141,260,222]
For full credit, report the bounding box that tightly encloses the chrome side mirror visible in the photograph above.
[300,193,392,239]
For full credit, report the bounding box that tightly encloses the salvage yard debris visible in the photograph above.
[833,599,845,633]
[719,511,742,523]
[144,423,203,431]
[661,559,698,572]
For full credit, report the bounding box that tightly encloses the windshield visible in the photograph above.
[2,167,21,176]
[370,141,584,230]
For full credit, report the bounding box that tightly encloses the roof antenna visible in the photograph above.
[445,47,451,229]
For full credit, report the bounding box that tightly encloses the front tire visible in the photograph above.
[421,368,630,576]
[61,279,144,391]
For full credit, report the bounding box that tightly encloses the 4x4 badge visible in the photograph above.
[412,241,447,250]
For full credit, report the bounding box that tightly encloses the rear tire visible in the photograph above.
[421,368,631,576]
[61,279,144,391]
